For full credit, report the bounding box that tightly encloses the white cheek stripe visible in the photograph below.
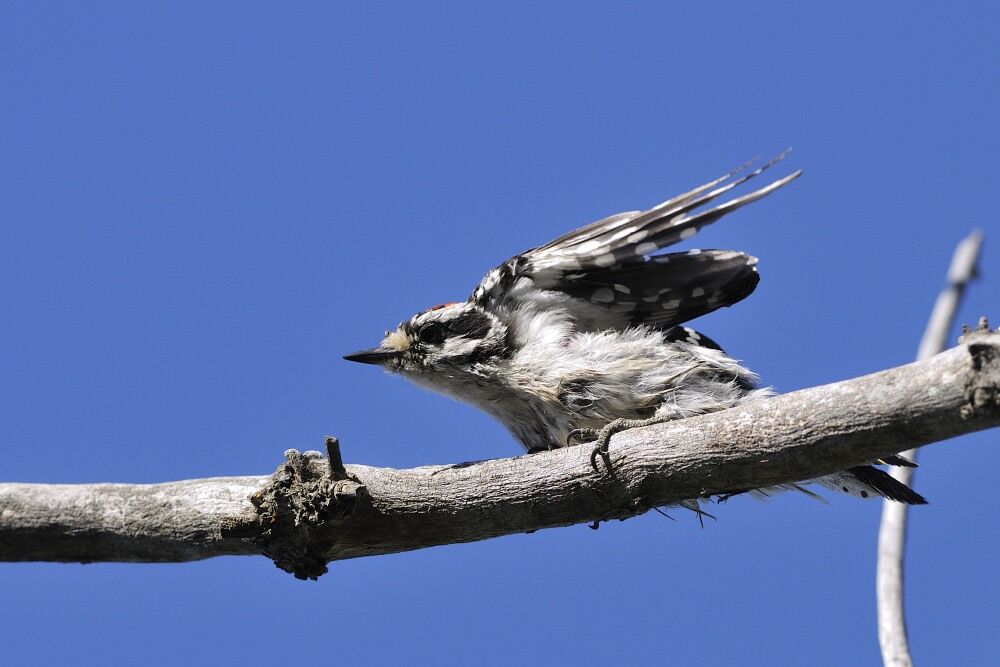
[442,336,480,357]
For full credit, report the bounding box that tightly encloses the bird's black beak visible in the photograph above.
[343,347,400,365]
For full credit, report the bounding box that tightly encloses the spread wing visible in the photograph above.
[471,153,801,332]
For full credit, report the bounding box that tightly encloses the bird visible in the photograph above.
[344,153,927,506]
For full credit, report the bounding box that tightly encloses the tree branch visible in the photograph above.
[3,327,1000,579]
[876,228,984,667]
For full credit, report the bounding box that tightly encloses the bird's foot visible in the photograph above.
[566,427,612,471]
[569,416,671,473]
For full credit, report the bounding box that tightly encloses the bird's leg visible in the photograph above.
[568,416,673,472]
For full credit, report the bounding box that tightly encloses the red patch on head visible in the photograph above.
[428,302,460,311]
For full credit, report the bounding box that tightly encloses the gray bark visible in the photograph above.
[2,328,1000,579]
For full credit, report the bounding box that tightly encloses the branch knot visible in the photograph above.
[246,446,365,580]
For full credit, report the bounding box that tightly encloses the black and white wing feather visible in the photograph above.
[471,153,801,331]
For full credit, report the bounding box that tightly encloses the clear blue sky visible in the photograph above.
[2,3,997,665]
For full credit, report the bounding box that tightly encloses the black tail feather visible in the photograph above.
[880,454,918,468]
[848,465,928,505]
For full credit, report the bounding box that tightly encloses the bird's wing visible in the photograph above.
[471,153,801,331]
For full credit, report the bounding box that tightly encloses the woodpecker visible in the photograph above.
[345,154,926,505]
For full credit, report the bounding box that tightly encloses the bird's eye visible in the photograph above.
[418,322,445,345]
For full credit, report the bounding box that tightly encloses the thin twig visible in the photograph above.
[325,436,347,477]
[875,229,984,667]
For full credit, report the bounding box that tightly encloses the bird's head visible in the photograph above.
[344,301,510,377]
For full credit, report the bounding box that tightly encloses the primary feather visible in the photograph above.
[472,153,801,334]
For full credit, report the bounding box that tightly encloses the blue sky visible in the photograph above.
[2,3,998,665]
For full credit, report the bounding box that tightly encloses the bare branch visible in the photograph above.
[877,229,984,667]
[2,329,1000,579]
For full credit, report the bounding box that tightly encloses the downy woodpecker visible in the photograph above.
[345,154,926,505]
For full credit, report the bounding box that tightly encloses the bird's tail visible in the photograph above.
[741,457,926,505]
[815,465,927,504]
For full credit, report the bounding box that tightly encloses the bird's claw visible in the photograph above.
[589,442,612,472]
[570,426,614,472]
